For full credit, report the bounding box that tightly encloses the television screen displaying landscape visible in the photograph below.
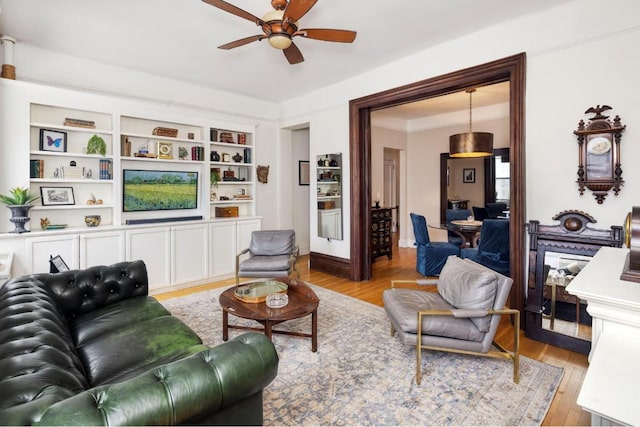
[123,169,198,212]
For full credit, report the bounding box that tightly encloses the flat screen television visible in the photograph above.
[123,169,198,212]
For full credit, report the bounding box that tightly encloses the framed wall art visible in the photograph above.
[299,160,310,186]
[463,168,476,183]
[39,129,67,153]
[40,186,75,206]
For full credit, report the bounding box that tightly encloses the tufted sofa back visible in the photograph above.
[26,260,148,320]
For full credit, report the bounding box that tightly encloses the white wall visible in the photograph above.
[4,0,640,261]
[280,0,640,257]
[292,128,310,255]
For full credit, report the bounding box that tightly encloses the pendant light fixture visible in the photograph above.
[449,88,493,158]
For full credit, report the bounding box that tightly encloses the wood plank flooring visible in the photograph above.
[156,241,591,426]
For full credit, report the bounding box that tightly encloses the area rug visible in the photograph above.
[163,285,563,426]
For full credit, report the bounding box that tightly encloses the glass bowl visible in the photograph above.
[266,293,288,308]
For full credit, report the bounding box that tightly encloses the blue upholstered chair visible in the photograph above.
[445,209,472,247]
[485,202,508,219]
[461,219,510,276]
[472,206,490,221]
[410,213,461,276]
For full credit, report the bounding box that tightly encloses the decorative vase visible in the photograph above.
[211,151,220,162]
[232,153,242,163]
[7,205,33,234]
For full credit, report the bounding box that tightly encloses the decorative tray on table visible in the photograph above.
[234,281,288,303]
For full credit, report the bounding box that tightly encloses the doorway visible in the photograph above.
[383,149,399,232]
[349,53,526,312]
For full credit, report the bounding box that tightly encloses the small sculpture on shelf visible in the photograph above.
[86,194,103,205]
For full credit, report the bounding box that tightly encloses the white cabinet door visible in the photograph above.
[172,223,208,285]
[79,231,125,269]
[126,227,171,291]
[209,221,236,278]
[25,234,79,274]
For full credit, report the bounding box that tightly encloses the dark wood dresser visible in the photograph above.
[371,207,393,262]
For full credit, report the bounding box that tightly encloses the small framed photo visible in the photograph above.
[39,129,67,153]
[299,160,310,186]
[463,168,476,183]
[40,186,75,206]
[49,255,70,273]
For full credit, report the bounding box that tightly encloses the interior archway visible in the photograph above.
[349,53,526,312]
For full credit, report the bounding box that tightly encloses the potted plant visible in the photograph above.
[86,134,106,156]
[0,186,41,233]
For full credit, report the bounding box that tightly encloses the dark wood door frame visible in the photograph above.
[349,53,526,313]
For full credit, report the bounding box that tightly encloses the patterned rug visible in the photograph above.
[163,285,563,426]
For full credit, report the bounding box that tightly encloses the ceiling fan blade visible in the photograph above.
[295,28,357,43]
[283,0,318,23]
[202,0,265,26]
[218,35,265,50]
[283,42,304,64]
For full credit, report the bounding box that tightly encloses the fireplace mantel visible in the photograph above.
[566,247,640,426]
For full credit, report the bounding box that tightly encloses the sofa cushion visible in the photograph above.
[71,297,206,386]
[437,256,498,332]
[240,254,293,272]
[383,288,485,342]
[29,260,148,320]
[249,230,295,256]
[0,279,88,426]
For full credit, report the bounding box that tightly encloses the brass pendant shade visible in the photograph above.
[449,132,494,158]
[449,88,493,158]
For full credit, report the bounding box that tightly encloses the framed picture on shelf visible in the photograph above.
[463,168,476,183]
[39,129,67,153]
[49,255,70,273]
[40,186,75,206]
[299,160,310,186]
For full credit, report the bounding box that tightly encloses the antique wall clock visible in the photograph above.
[574,105,626,204]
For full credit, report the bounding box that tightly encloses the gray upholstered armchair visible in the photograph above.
[236,230,299,286]
[383,255,519,385]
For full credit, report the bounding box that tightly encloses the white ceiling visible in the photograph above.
[0,0,571,106]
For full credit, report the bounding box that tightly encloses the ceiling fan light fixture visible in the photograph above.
[268,33,292,49]
[262,8,284,22]
[449,88,494,158]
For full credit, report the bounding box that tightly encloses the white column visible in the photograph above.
[1,35,16,79]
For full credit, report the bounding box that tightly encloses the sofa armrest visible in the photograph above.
[35,333,278,426]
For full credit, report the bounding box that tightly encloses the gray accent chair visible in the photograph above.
[383,255,519,385]
[236,230,299,286]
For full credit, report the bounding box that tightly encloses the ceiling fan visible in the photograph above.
[202,0,357,64]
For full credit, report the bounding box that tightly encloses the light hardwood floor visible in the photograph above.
[156,241,591,426]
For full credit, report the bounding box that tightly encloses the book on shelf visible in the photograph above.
[30,159,44,178]
[99,159,113,179]
[191,146,204,161]
[64,117,96,128]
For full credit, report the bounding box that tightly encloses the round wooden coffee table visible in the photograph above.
[218,277,320,352]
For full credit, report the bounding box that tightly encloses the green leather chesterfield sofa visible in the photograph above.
[0,260,278,426]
